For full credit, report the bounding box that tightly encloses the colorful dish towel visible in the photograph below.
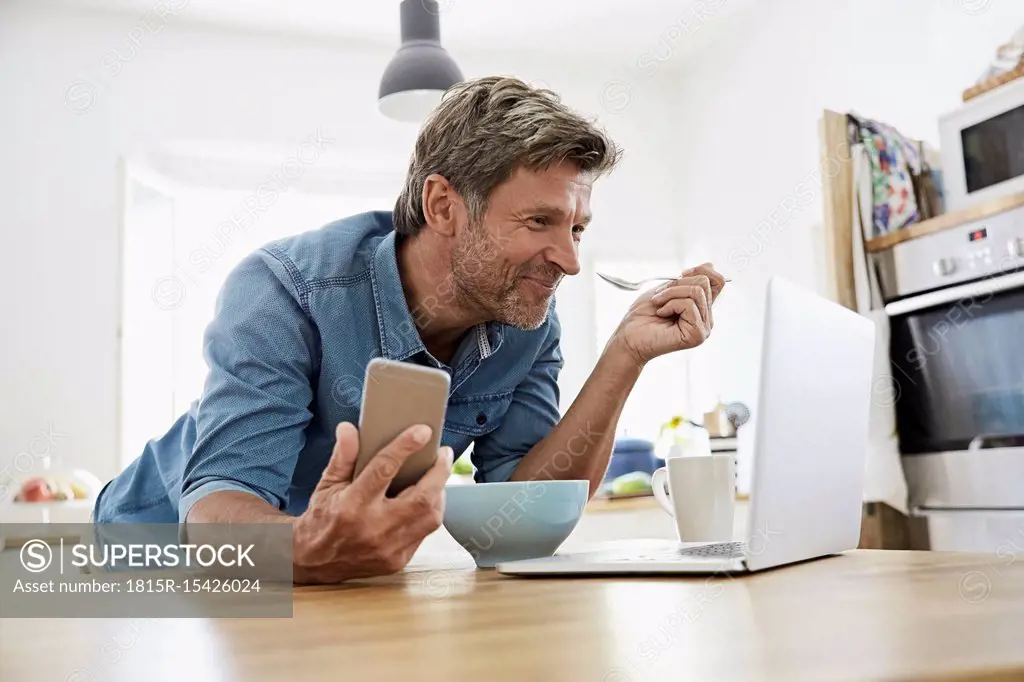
[849,114,922,238]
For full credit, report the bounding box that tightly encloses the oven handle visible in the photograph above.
[885,269,1024,316]
[968,432,1024,451]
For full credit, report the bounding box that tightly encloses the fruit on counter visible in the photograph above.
[13,473,96,502]
[49,479,77,501]
[610,471,653,496]
[69,482,91,500]
[15,477,53,502]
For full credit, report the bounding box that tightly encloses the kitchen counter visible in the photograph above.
[2,549,1022,681]
[585,493,750,513]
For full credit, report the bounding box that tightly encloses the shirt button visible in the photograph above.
[476,413,487,425]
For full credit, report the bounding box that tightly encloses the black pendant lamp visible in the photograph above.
[378,0,464,123]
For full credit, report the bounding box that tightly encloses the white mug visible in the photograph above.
[651,454,735,543]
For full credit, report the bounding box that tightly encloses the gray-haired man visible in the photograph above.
[94,76,726,583]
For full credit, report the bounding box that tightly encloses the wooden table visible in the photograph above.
[2,549,1022,682]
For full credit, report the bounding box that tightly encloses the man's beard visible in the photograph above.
[450,224,561,331]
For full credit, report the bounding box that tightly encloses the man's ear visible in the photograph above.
[421,173,466,238]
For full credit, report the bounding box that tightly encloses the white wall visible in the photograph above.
[669,0,1024,416]
[0,2,684,482]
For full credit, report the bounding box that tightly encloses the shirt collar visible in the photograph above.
[370,227,504,363]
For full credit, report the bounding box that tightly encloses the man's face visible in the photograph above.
[451,162,591,330]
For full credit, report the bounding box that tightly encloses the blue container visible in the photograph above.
[444,480,588,568]
[603,438,656,483]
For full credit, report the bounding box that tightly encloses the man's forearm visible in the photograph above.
[509,344,642,498]
[186,491,322,583]
[186,490,293,524]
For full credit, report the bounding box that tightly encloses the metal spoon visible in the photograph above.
[597,272,731,292]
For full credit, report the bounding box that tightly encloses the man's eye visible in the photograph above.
[531,216,549,226]
[572,226,586,238]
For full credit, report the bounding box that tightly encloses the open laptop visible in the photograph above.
[496,276,877,576]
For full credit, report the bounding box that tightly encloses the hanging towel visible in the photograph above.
[851,141,910,515]
[849,114,922,239]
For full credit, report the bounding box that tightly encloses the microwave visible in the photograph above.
[938,76,1024,212]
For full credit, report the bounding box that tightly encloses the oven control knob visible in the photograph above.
[1010,237,1024,259]
[933,257,957,276]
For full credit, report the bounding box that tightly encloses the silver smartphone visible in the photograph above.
[352,358,451,497]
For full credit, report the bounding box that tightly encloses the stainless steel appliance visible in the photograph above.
[873,203,1024,551]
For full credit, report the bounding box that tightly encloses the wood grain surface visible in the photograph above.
[2,549,1023,682]
[820,109,858,310]
[864,190,1024,253]
[963,62,1024,102]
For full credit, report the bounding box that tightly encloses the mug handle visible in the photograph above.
[650,467,675,517]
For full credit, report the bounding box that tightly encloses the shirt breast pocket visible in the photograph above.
[444,392,514,438]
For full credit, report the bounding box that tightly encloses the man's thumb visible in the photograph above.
[320,421,359,486]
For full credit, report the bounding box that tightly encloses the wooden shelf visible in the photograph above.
[963,61,1024,101]
[586,495,659,513]
[864,190,1024,253]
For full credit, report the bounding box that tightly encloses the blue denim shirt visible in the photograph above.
[94,211,564,524]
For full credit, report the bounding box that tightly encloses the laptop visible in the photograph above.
[496,276,876,576]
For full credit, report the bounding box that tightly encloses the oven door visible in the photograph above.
[887,270,1024,455]
[887,270,1024,511]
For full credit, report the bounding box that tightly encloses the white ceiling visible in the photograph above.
[43,0,757,64]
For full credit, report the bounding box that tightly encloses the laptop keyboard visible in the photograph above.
[599,541,747,563]
[675,541,747,558]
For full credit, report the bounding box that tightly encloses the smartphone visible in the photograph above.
[352,358,451,497]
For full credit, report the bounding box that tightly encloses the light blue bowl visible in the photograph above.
[443,480,589,568]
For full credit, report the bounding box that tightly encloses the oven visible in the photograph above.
[874,203,1024,551]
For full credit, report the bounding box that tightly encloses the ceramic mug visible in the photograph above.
[651,454,735,542]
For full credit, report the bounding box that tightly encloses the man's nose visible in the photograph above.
[548,230,581,277]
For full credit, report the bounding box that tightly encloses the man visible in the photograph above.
[94,76,726,583]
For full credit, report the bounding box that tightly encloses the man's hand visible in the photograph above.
[606,262,727,369]
[292,421,453,584]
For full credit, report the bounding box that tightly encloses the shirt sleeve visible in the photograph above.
[177,247,319,523]
[471,309,564,483]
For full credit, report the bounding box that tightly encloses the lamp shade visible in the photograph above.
[378,0,464,122]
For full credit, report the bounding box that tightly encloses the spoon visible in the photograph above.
[597,272,732,292]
